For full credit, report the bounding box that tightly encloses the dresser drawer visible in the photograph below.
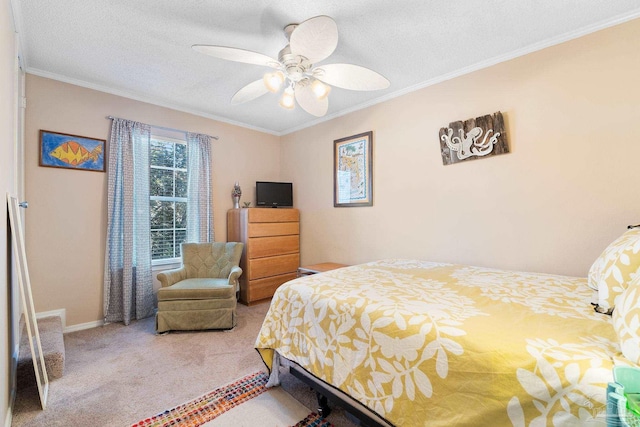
[248,235,299,259]
[248,221,299,238]
[248,253,299,280]
[247,208,299,223]
[243,273,297,304]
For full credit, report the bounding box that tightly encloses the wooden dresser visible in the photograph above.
[227,208,299,305]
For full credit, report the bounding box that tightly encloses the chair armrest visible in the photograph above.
[157,267,187,288]
[228,266,243,291]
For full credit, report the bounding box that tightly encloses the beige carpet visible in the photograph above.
[11,303,358,427]
[17,316,65,387]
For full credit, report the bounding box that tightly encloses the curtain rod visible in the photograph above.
[106,116,219,140]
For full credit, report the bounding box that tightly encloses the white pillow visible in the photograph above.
[588,228,640,313]
[612,273,640,364]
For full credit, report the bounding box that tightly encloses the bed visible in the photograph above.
[255,259,634,426]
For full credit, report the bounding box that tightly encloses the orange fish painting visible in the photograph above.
[49,141,102,166]
[40,130,106,172]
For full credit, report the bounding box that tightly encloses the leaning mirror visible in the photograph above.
[7,193,49,409]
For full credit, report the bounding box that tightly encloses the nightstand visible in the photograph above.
[297,263,349,277]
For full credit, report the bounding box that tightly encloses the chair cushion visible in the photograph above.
[158,296,236,311]
[157,278,235,301]
[182,242,243,279]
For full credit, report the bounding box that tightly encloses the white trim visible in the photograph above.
[150,196,187,202]
[4,405,12,427]
[151,134,186,144]
[24,68,280,136]
[35,309,105,333]
[152,262,181,271]
[63,320,104,334]
[36,308,66,329]
[8,1,26,66]
[12,34,20,198]
[152,258,181,268]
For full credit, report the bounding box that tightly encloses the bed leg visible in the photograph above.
[316,391,332,418]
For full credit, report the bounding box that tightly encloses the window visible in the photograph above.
[149,137,187,264]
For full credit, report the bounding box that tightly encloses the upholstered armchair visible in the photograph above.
[155,242,244,333]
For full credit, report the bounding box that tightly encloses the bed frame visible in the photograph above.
[286,358,394,427]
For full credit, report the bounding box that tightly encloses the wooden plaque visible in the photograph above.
[439,111,509,165]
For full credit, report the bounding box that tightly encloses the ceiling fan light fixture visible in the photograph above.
[263,71,284,93]
[311,79,331,100]
[279,86,295,110]
[194,15,390,116]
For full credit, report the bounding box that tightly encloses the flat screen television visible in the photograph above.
[256,181,293,207]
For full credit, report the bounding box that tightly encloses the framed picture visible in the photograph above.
[334,131,373,207]
[39,130,106,172]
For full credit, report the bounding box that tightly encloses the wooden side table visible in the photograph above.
[297,263,349,277]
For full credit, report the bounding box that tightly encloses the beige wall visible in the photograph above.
[21,17,640,331]
[24,75,281,327]
[281,18,640,278]
[1,0,18,423]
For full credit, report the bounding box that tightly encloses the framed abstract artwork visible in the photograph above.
[334,131,373,207]
[39,130,106,172]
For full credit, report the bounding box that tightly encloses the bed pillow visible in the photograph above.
[589,228,640,313]
[587,252,600,305]
[587,257,601,291]
[612,275,640,364]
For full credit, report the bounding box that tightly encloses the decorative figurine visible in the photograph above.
[232,182,242,209]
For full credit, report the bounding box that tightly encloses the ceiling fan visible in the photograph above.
[193,15,390,117]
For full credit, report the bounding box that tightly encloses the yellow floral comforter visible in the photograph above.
[255,260,628,426]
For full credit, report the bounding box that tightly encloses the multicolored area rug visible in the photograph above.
[131,371,333,427]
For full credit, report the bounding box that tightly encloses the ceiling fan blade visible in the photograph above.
[315,64,390,91]
[231,79,269,105]
[295,83,328,117]
[192,45,278,67]
[289,15,338,64]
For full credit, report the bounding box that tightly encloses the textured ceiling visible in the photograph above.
[12,1,640,135]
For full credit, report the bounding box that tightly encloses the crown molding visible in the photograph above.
[279,9,640,135]
[20,8,640,137]
[25,67,281,137]
[9,0,27,69]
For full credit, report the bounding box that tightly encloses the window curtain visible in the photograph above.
[186,132,213,243]
[103,118,154,325]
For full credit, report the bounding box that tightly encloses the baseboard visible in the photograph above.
[36,308,66,329]
[35,309,104,333]
[63,320,104,333]
[4,406,12,427]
